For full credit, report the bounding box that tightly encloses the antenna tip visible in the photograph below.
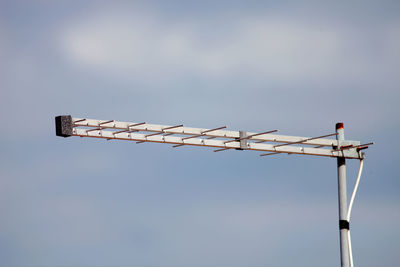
[55,115,73,137]
[336,122,344,130]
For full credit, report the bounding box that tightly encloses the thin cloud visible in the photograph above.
[59,12,354,81]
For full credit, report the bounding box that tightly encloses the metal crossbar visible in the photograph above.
[56,116,367,159]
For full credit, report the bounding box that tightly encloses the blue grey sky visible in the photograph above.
[1,1,399,267]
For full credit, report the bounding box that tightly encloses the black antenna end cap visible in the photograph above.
[55,115,73,137]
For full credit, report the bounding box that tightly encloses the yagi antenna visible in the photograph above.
[55,115,373,267]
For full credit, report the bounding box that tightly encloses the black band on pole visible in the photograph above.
[339,220,350,230]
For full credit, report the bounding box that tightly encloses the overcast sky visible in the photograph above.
[1,1,399,267]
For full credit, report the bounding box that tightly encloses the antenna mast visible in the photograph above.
[55,115,373,267]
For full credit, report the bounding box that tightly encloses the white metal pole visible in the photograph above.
[336,122,350,267]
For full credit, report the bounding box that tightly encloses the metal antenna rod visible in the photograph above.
[224,129,278,144]
[273,133,338,147]
[137,124,184,144]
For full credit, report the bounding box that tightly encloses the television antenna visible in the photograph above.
[55,115,373,267]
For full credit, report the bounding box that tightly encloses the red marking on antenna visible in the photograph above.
[336,122,344,130]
